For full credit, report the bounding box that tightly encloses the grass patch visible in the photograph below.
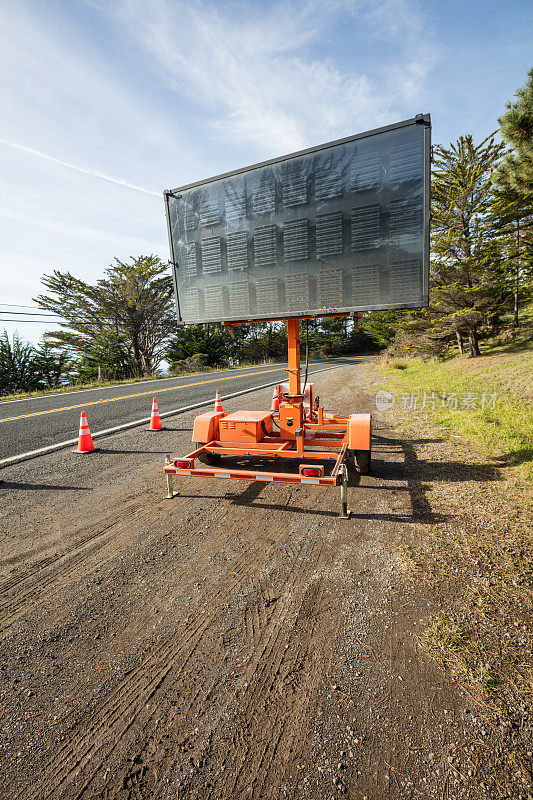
[374,344,533,480]
[422,616,499,694]
[415,509,533,719]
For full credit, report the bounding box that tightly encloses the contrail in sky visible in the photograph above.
[0,137,160,197]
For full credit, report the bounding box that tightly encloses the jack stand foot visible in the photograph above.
[339,464,351,519]
[165,474,176,500]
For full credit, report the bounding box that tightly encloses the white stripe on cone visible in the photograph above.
[214,390,224,412]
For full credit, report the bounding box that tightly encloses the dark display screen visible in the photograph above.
[165,115,430,323]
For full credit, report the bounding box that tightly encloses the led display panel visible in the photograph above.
[165,115,430,323]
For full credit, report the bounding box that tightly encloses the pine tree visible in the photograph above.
[490,188,533,326]
[492,69,533,325]
[36,255,175,375]
[166,324,231,370]
[77,331,138,382]
[428,134,506,357]
[33,341,72,388]
[0,331,38,393]
[360,310,402,347]
[493,68,533,195]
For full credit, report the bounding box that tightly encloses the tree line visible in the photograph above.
[382,69,533,357]
[2,70,532,395]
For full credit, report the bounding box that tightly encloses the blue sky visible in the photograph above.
[1,0,531,343]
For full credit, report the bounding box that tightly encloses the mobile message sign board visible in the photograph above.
[164,114,431,324]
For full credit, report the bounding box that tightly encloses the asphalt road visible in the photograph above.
[0,356,375,463]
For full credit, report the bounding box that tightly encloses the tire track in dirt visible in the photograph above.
[10,489,305,800]
[219,545,337,799]
[0,495,166,634]
[0,487,154,589]
[96,525,340,800]
[1,475,239,635]
[103,554,312,798]
[83,524,314,799]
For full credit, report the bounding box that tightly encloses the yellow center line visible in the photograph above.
[0,368,286,423]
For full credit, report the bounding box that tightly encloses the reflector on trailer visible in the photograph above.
[299,465,324,478]
[175,459,192,469]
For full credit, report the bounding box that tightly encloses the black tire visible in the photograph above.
[355,449,371,475]
[194,442,222,466]
[346,449,357,477]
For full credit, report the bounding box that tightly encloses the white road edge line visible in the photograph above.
[0,364,347,469]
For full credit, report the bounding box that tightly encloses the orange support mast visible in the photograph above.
[287,317,301,396]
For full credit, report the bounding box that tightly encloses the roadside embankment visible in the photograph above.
[367,343,533,780]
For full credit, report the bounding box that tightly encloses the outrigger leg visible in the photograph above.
[165,473,175,500]
[339,463,351,519]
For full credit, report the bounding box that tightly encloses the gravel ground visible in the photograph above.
[0,364,530,799]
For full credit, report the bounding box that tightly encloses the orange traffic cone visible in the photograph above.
[77,410,95,453]
[214,389,224,413]
[150,397,163,430]
[271,385,280,412]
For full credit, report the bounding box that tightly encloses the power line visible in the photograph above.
[0,246,168,277]
[0,248,107,276]
[0,319,64,324]
[0,244,90,265]
[0,310,63,317]
[0,303,46,309]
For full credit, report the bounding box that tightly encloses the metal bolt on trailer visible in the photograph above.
[162,114,431,514]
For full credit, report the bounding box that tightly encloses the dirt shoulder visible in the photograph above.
[0,364,531,799]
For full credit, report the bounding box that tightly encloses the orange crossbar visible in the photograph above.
[163,465,339,486]
[225,312,351,326]
[164,444,348,486]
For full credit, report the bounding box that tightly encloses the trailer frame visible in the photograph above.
[163,315,370,516]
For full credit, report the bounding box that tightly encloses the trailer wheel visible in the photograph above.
[194,443,222,466]
[355,449,371,475]
[346,449,357,477]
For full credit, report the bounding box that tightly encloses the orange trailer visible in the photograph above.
[164,315,371,517]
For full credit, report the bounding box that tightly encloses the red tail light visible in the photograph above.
[300,466,323,477]
[175,459,192,469]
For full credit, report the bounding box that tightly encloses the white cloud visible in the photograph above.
[0,138,161,197]
[101,0,436,155]
[0,0,175,344]
[0,0,202,187]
